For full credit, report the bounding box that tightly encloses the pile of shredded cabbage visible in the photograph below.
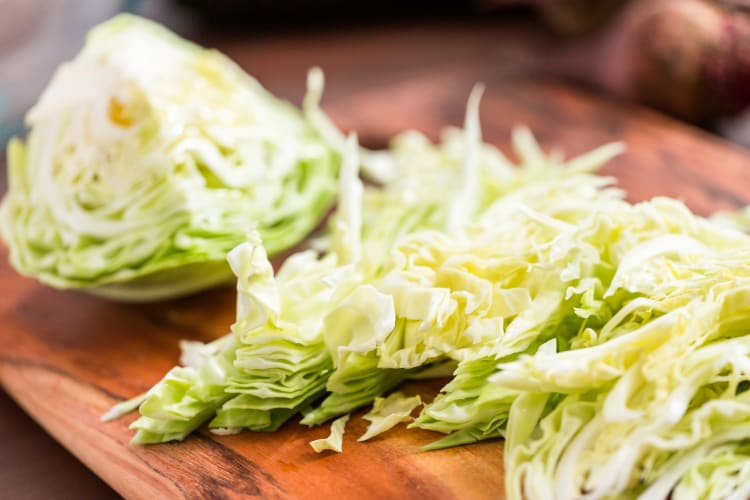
[0,15,341,301]
[89,18,750,500]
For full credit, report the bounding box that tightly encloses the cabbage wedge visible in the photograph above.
[0,15,338,301]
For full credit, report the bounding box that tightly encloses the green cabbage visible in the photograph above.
[113,89,627,443]
[0,14,338,301]
[102,64,750,497]
[502,280,750,499]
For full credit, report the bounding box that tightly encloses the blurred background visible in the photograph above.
[1,0,749,149]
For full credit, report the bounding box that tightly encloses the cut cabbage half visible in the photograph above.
[0,14,339,301]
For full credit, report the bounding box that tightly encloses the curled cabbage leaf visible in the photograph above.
[359,392,422,441]
[309,414,349,453]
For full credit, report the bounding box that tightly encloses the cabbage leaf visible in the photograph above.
[359,392,422,441]
[309,414,350,453]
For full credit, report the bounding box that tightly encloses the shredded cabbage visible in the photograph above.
[114,91,626,443]
[95,55,750,498]
[0,14,339,300]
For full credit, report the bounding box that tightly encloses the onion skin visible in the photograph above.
[631,0,750,123]
[522,0,750,124]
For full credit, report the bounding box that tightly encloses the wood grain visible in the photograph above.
[0,70,749,499]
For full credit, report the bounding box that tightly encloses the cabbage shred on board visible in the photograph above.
[119,93,750,498]
[0,15,339,301]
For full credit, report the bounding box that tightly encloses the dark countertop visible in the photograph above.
[0,391,118,499]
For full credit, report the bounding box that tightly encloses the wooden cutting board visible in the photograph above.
[1,70,749,499]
